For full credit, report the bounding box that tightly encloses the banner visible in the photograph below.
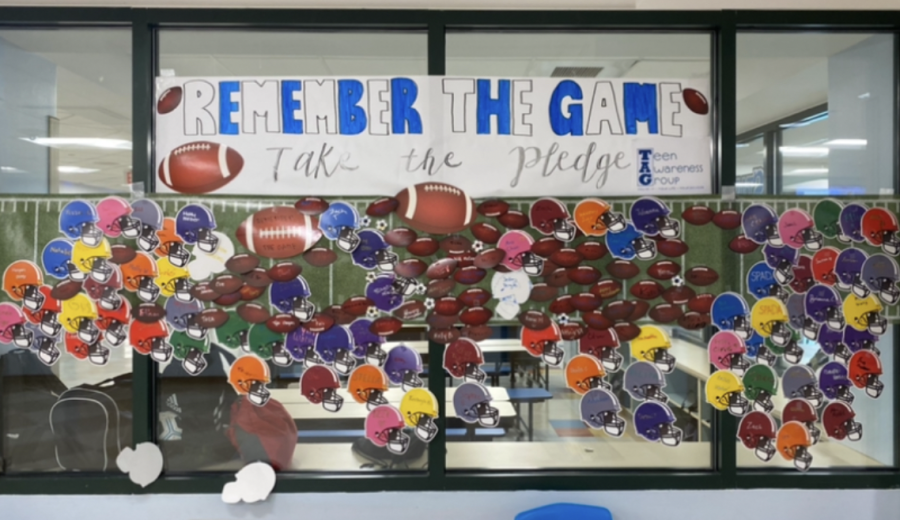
[155,76,712,198]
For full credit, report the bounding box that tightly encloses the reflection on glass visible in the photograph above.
[736,136,766,195]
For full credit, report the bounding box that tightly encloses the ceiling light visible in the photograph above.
[0,166,25,173]
[736,182,763,187]
[858,92,871,99]
[824,139,867,147]
[780,146,829,158]
[22,138,132,150]
[58,166,100,174]
[788,168,829,175]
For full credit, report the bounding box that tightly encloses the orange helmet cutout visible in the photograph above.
[521,322,564,366]
[155,217,190,268]
[128,319,173,363]
[348,365,390,410]
[229,356,272,407]
[3,260,45,311]
[777,421,814,472]
[121,251,160,302]
[565,354,608,395]
[573,198,627,236]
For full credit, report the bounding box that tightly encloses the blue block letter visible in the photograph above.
[281,80,303,134]
[549,80,583,136]
[624,83,658,135]
[391,78,422,134]
[338,79,368,135]
[219,81,240,135]
[476,79,511,135]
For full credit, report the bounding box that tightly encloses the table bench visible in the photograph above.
[507,388,553,441]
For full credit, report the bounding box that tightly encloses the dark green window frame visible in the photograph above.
[0,7,898,494]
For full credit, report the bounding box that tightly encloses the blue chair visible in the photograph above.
[515,503,612,520]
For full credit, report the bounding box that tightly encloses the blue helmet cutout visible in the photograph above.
[41,238,79,281]
[839,203,867,243]
[742,204,782,246]
[633,401,682,446]
[351,230,397,271]
[314,325,356,376]
[176,204,218,253]
[606,224,656,261]
[349,318,387,366]
[59,200,102,247]
[384,345,424,391]
[747,262,789,302]
[711,292,753,339]
[286,327,323,366]
[269,276,315,321]
[862,254,900,305]
[835,248,869,298]
[319,201,362,252]
[131,199,164,252]
[763,244,798,285]
[630,197,680,238]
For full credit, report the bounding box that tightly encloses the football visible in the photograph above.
[394,258,428,279]
[426,258,458,280]
[477,199,510,218]
[683,88,709,115]
[226,253,260,275]
[385,228,418,248]
[132,303,165,323]
[157,86,182,115]
[729,234,759,254]
[294,196,329,216]
[549,295,575,314]
[567,266,601,286]
[395,182,475,235]
[426,312,458,328]
[214,291,241,306]
[301,313,335,333]
[458,287,491,308]
[191,282,219,302]
[549,248,583,268]
[647,260,681,281]
[393,300,427,321]
[462,325,493,342]
[370,316,403,336]
[497,210,529,229]
[649,303,684,324]
[239,284,265,301]
[678,312,711,330]
[237,302,270,324]
[544,267,570,288]
[428,327,460,344]
[685,266,719,286]
[662,285,696,305]
[440,235,473,255]
[50,280,82,301]
[603,301,635,322]
[342,296,375,317]
[267,261,302,282]
[303,247,337,268]
[571,293,602,312]
[590,280,622,299]
[158,141,243,194]
[628,300,650,321]
[582,311,614,330]
[425,279,456,299]
[630,280,664,300]
[193,308,230,329]
[681,205,714,225]
[407,237,440,257]
[687,293,715,314]
[242,268,272,288]
[606,260,640,280]
[613,322,641,341]
[576,241,608,261]
[471,223,502,244]
[532,237,564,259]
[712,209,742,230]
[459,306,493,326]
[366,197,399,217]
[529,283,558,302]
[110,244,137,265]
[560,322,587,341]
[454,266,486,285]
[434,296,464,317]
[321,304,355,326]
[473,248,505,269]
[236,206,321,259]
[212,274,243,295]
[266,313,301,334]
[447,250,476,269]
[518,310,551,330]
[657,239,689,258]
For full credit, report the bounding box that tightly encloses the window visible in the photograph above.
[0,29,132,195]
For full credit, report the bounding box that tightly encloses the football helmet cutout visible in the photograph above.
[579,388,625,436]
[573,198,626,236]
[708,330,750,375]
[822,402,862,441]
[630,325,676,373]
[23,286,63,338]
[843,294,887,336]
[131,199,164,252]
[349,318,387,366]
[384,345,424,391]
[763,244,797,285]
[778,208,823,251]
[215,311,251,352]
[747,262,789,302]
[742,204,782,246]
[444,337,485,383]
[156,218,190,267]
[3,260,45,311]
[83,265,123,311]
[0,303,33,348]
[319,201,362,252]
[579,328,623,372]
[314,325,356,375]
[72,239,114,284]
[811,247,840,287]
[634,401,682,447]
[818,326,852,366]
[777,421,814,472]
[155,258,193,302]
[284,326,321,365]
[711,292,753,340]
[737,411,778,462]
[848,350,884,399]
[351,229,398,271]
[454,382,500,428]
[521,323,565,366]
[624,361,668,403]
[400,389,440,442]
[750,297,792,348]
[565,354,609,395]
[348,364,390,410]
[789,255,815,294]
[60,294,100,345]
[706,370,750,417]
[96,297,129,347]
[96,196,141,239]
[301,365,344,412]
[606,224,656,261]
[249,324,291,367]
[862,207,900,255]
[129,319,173,362]
[782,365,824,408]
[782,398,821,445]
[228,356,271,406]
[169,331,210,375]
[813,199,844,240]
[498,230,542,275]
[743,364,778,414]
[365,405,409,455]
[269,276,315,322]
[59,200,102,246]
[530,198,576,242]
[818,361,854,405]
[805,285,845,336]
[839,203,868,243]
[175,204,218,253]
[41,238,81,282]
[836,248,869,297]
[862,254,900,305]
[630,197,680,238]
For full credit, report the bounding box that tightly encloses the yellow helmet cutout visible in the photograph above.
[843,294,887,335]
[706,369,749,416]
[750,297,792,347]
[630,325,676,373]
[400,388,440,443]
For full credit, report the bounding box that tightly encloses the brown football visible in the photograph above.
[301,313,335,333]
[241,268,272,288]
[366,197,399,217]
[191,282,219,302]
[712,209,742,230]
[549,295,575,314]
[454,266,486,285]
[393,300,427,321]
[370,315,404,336]
[407,237,440,257]
[678,312,711,330]
[50,280,83,301]
[576,241,608,261]
[687,293,715,314]
[132,303,165,323]
[628,300,650,321]
[192,308,230,329]
[426,258,458,280]
[212,274,243,295]
[583,311,614,330]
[458,287,491,308]
[385,227,418,248]
[603,301,636,322]
[342,296,375,317]
[544,267,570,288]
[294,196,329,216]
[497,210,528,229]
[567,266,601,286]
[532,237,564,259]
[425,279,456,299]
[681,205,714,226]
[647,260,681,281]
[590,279,622,299]
[657,239,689,258]
[434,296,464,317]
[571,293,602,312]
[462,325,493,342]
[518,310,552,330]
[549,248,583,268]
[226,253,260,275]
[110,244,137,265]
[426,312,458,329]
[685,266,719,286]
[474,248,505,269]
[237,302,270,324]
[267,261,303,282]
[303,247,338,268]
[471,222,502,244]
[239,284,266,301]
[613,322,641,341]
[321,304,356,326]
[440,235,473,255]
[529,283,558,302]
[477,199,510,218]
[213,291,242,306]
[606,260,640,280]
[648,303,684,324]
[266,313,301,334]
[235,206,320,259]
[662,285,696,305]
[630,280,664,300]
[459,306,492,326]
[428,327,461,344]
[395,258,428,279]
[729,234,759,254]
[560,322,587,340]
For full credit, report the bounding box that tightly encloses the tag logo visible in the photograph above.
[638,149,654,187]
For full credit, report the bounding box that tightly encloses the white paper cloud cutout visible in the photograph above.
[188,232,234,281]
[222,462,276,504]
[116,442,164,488]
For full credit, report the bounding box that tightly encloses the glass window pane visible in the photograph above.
[0,29,132,195]
[736,136,767,195]
[737,33,895,196]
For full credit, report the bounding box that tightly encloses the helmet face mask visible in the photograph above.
[248,381,271,406]
[22,285,45,311]
[374,249,398,272]
[862,311,887,335]
[304,348,325,366]
[552,218,577,242]
[138,225,160,252]
[600,348,623,372]
[291,298,316,322]
[866,373,884,398]
[173,278,194,303]
[321,387,344,412]
[119,215,142,239]
[168,242,191,268]
[732,316,752,340]
[473,401,500,427]
[88,343,110,366]
[756,345,777,366]
[464,363,486,383]
[799,384,824,408]
[844,419,863,441]
[337,227,361,253]
[80,222,103,247]
[755,438,777,462]
[105,321,127,347]
[38,338,61,366]
[800,227,824,251]
[11,323,34,348]
[401,370,424,392]
[727,353,751,376]
[659,422,683,447]
[74,318,100,345]
[642,384,668,403]
[414,414,438,442]
[270,342,293,368]
[392,277,418,297]
[726,391,750,416]
[600,210,627,232]
[366,343,387,366]
[753,391,774,413]
[67,261,87,282]
[783,340,804,365]
[99,287,121,311]
[595,411,625,436]
[88,258,113,284]
[196,228,219,253]
[633,237,657,260]
[773,260,794,285]
[150,337,173,363]
[793,446,813,472]
[41,311,62,337]
[540,340,565,366]
[331,348,355,375]
[520,252,544,276]
[385,427,410,455]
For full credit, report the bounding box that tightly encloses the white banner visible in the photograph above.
[154,76,712,198]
